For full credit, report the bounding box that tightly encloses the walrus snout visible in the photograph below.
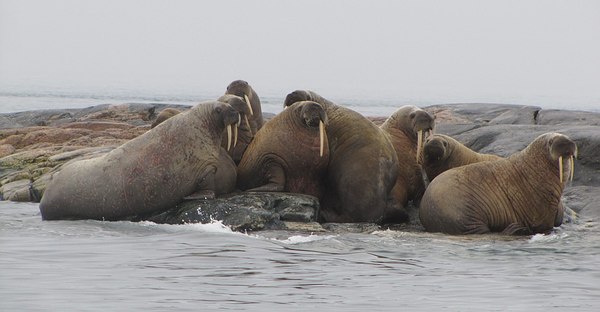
[412,111,435,132]
[300,102,328,128]
[218,95,252,117]
[423,138,446,164]
[550,135,577,158]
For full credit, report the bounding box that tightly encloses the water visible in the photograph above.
[2,201,599,311]
[1,91,600,311]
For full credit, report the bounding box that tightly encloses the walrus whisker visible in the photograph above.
[319,120,325,157]
[226,125,232,151]
[244,94,254,116]
[559,156,564,183]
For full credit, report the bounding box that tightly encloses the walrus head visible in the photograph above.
[547,133,577,183]
[284,90,314,108]
[296,101,328,157]
[213,102,241,151]
[225,80,254,116]
[423,134,450,165]
[385,105,435,162]
[218,94,254,134]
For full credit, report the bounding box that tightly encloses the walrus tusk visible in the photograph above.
[226,125,232,151]
[244,94,254,116]
[319,120,325,157]
[569,155,575,182]
[559,156,564,183]
[233,122,238,148]
[416,130,423,162]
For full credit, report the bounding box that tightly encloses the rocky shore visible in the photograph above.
[1,103,599,231]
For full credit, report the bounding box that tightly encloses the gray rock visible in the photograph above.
[143,192,321,232]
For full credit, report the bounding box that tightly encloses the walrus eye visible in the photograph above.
[215,107,222,114]
[410,112,416,119]
[443,141,448,147]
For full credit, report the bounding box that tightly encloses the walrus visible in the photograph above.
[284,90,399,223]
[422,134,502,181]
[225,80,263,134]
[147,103,239,194]
[39,101,240,221]
[237,101,329,199]
[380,105,435,222]
[217,94,256,164]
[151,108,182,128]
[419,132,577,235]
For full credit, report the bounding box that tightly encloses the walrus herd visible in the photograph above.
[39,80,578,236]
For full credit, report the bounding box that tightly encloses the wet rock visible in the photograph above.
[143,192,320,232]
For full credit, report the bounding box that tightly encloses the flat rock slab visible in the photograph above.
[143,192,321,232]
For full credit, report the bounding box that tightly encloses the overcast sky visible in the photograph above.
[1,0,599,106]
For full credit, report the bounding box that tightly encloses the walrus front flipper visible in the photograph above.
[502,223,532,235]
[184,166,218,200]
[245,162,286,193]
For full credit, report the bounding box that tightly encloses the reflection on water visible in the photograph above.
[1,202,599,311]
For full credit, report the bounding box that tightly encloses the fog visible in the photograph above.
[1,0,599,106]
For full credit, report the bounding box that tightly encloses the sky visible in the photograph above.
[0,0,599,107]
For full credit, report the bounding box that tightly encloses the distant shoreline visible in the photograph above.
[1,90,598,115]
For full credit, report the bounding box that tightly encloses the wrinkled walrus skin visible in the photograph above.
[237,101,329,200]
[284,90,399,223]
[39,101,240,221]
[419,132,577,235]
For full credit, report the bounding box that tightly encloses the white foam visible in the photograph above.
[528,232,569,243]
[274,234,337,245]
[137,219,237,234]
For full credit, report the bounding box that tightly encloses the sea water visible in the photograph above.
[1,91,600,311]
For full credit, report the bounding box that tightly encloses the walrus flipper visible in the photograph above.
[184,165,218,200]
[246,163,286,192]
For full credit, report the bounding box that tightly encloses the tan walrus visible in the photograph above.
[39,101,240,221]
[284,90,399,223]
[237,101,329,199]
[380,105,435,222]
[422,134,502,181]
[419,132,577,235]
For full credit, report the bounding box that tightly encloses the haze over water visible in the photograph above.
[1,0,599,112]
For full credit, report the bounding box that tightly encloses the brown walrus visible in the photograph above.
[422,134,502,181]
[380,105,435,222]
[217,94,256,164]
[284,90,399,223]
[225,80,263,134]
[39,101,240,221]
[419,132,577,235]
[237,101,329,199]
